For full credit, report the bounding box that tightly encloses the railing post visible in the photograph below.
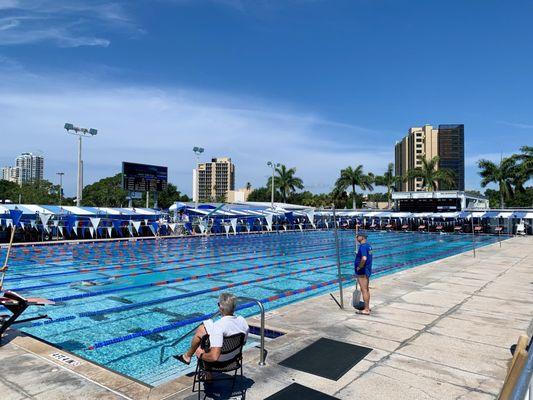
[332,205,344,309]
[238,297,266,366]
[471,214,476,258]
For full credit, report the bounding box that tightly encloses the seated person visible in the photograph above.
[176,293,249,364]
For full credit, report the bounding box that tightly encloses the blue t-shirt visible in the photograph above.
[355,243,373,275]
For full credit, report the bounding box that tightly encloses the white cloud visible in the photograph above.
[497,120,533,129]
[0,65,391,197]
[0,1,138,47]
[465,152,510,167]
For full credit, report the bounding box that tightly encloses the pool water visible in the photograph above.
[1,231,501,385]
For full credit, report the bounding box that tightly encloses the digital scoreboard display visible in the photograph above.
[122,162,168,192]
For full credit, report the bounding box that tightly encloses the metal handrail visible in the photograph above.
[510,343,533,400]
[159,309,221,363]
[238,297,266,366]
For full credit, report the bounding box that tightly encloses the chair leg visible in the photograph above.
[230,368,237,395]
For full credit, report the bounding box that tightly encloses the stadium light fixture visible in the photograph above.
[267,161,280,209]
[56,172,64,205]
[64,123,98,206]
[193,147,205,209]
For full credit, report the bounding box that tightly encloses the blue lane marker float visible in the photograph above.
[39,234,446,299]
[84,240,485,350]
[9,233,438,287]
[11,240,355,292]
[5,235,341,280]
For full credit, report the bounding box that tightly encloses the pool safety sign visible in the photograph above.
[50,352,82,367]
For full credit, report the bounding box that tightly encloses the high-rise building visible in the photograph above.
[394,125,439,192]
[438,124,465,191]
[1,166,21,184]
[394,124,464,191]
[15,152,44,183]
[193,157,235,202]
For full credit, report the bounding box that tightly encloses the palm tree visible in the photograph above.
[334,165,374,209]
[374,163,402,209]
[478,157,517,208]
[511,146,533,192]
[407,156,455,192]
[268,165,304,203]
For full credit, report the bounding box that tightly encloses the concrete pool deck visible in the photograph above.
[1,235,532,399]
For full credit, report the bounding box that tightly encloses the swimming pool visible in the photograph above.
[1,230,501,385]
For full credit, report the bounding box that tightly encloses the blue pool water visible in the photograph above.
[1,231,501,385]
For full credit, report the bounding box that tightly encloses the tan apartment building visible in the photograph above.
[192,157,235,202]
[227,187,252,203]
[394,124,464,192]
[395,125,438,191]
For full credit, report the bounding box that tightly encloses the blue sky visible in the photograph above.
[0,0,532,196]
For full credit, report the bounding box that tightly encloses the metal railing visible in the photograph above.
[159,298,267,366]
[238,297,266,366]
[511,345,533,400]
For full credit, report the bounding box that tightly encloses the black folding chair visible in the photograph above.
[1,291,53,345]
[193,332,246,400]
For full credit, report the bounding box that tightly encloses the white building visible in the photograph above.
[1,152,44,185]
[193,157,235,202]
[392,190,489,212]
[15,152,44,183]
[1,166,21,184]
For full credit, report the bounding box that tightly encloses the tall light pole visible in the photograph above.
[267,161,279,209]
[56,172,64,205]
[193,147,204,209]
[64,123,98,206]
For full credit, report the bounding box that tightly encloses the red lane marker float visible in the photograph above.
[12,241,354,292]
[6,235,343,281]
[48,249,344,302]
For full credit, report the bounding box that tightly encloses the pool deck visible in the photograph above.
[1,235,532,400]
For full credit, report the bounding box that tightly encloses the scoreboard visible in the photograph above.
[122,162,168,192]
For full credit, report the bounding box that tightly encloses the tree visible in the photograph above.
[478,157,516,208]
[153,183,190,209]
[374,163,401,208]
[511,146,533,192]
[247,187,276,202]
[0,180,19,203]
[18,180,62,204]
[82,174,128,207]
[330,186,353,209]
[407,156,455,192]
[267,164,304,203]
[334,165,374,209]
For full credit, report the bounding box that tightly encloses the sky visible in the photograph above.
[0,0,532,197]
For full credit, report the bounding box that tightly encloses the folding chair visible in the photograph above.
[192,333,246,400]
[1,291,53,345]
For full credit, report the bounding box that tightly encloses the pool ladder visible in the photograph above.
[162,298,267,366]
[238,297,266,366]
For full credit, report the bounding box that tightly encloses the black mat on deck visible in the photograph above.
[279,337,372,380]
[264,383,340,400]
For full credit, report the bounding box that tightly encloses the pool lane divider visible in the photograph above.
[31,260,351,327]
[85,240,486,350]
[87,276,348,350]
[5,230,407,277]
[32,239,475,331]
[7,232,340,271]
[5,235,345,281]
[11,240,354,290]
[15,233,471,293]
[46,249,352,302]
[8,233,439,286]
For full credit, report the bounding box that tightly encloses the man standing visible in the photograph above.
[355,234,373,315]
